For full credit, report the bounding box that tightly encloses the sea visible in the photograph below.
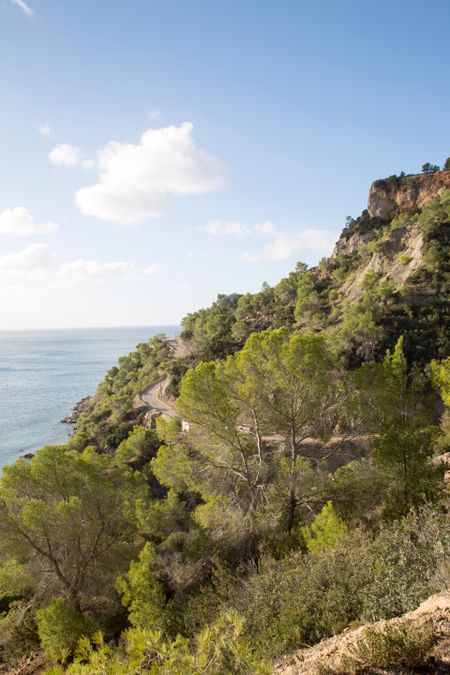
[0,326,179,468]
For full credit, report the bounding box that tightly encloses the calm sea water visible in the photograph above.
[0,326,179,468]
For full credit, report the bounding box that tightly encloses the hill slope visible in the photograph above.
[182,170,450,367]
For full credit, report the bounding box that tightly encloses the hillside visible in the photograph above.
[69,169,450,453]
[0,168,449,674]
[181,169,450,367]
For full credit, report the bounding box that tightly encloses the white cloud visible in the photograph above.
[0,244,57,271]
[81,158,96,169]
[0,207,58,236]
[10,0,33,16]
[48,144,95,169]
[75,122,228,224]
[243,228,338,262]
[49,144,82,168]
[147,110,162,121]
[57,259,137,282]
[143,263,162,274]
[38,122,52,137]
[0,244,140,284]
[203,218,337,262]
[203,219,277,237]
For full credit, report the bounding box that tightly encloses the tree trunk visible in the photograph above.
[285,426,298,532]
[285,489,297,533]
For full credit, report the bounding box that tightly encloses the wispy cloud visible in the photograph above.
[147,110,162,121]
[202,219,338,262]
[202,220,277,238]
[38,122,51,137]
[10,0,34,17]
[241,228,338,262]
[0,207,58,236]
[0,243,144,285]
[143,263,162,275]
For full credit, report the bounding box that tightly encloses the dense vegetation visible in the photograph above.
[0,184,449,673]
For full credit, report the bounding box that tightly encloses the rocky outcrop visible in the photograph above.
[61,395,95,424]
[330,170,450,303]
[339,220,425,301]
[368,170,450,219]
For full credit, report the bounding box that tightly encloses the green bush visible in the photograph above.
[184,507,449,659]
[301,501,347,554]
[36,598,97,662]
[342,622,435,670]
[398,253,411,265]
[46,611,270,674]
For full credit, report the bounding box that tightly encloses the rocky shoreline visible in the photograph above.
[60,395,95,424]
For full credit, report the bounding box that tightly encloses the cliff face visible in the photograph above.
[325,170,450,364]
[332,171,450,296]
[368,170,450,219]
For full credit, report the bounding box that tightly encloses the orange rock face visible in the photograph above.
[368,170,450,219]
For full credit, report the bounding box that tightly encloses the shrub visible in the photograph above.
[359,269,381,291]
[36,598,97,662]
[185,507,449,659]
[116,542,167,631]
[45,612,270,674]
[301,501,347,554]
[341,622,436,670]
[398,253,411,265]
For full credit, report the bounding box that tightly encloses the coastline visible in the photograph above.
[0,326,180,468]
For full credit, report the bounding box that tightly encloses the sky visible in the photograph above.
[0,0,449,329]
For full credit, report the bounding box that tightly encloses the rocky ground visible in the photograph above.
[60,395,95,424]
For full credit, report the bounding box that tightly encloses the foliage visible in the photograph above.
[301,501,347,554]
[194,507,449,659]
[422,162,440,174]
[398,252,411,265]
[181,293,242,360]
[115,425,160,470]
[3,176,450,671]
[46,611,270,674]
[342,622,436,671]
[116,542,166,631]
[36,599,96,663]
[163,328,349,540]
[294,263,325,329]
[335,296,386,363]
[358,337,443,514]
[0,446,146,628]
[431,356,450,406]
[74,335,173,451]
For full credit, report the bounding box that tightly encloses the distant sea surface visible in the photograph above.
[0,326,179,468]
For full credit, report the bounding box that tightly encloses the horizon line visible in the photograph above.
[0,323,182,333]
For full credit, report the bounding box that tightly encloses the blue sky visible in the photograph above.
[0,0,449,329]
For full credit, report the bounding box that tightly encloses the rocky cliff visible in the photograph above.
[332,171,450,296]
[368,170,450,219]
[325,170,450,364]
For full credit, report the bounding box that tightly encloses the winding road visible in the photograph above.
[140,338,190,418]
